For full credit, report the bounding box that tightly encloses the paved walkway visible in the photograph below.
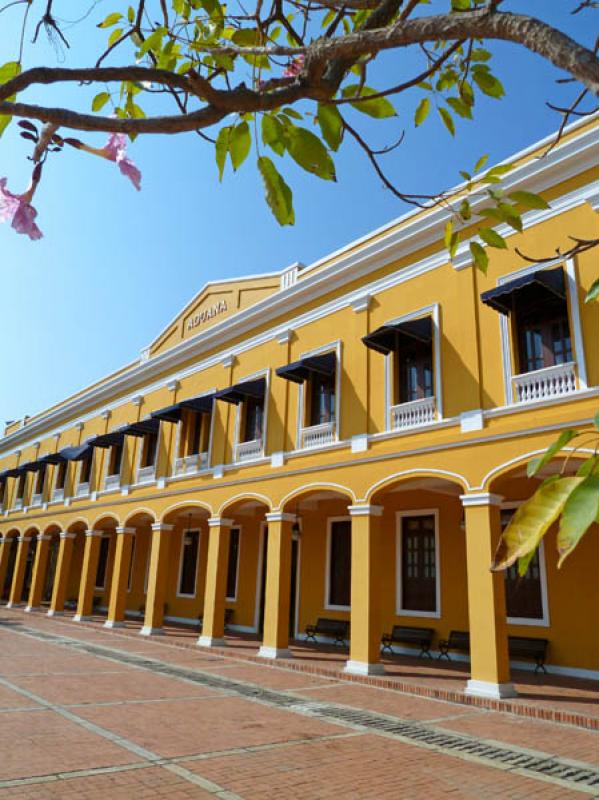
[1,609,599,799]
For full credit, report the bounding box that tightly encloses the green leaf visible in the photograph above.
[459,199,471,221]
[444,220,458,258]
[527,429,579,477]
[414,97,430,127]
[317,103,343,152]
[215,125,231,180]
[446,96,472,120]
[594,410,599,429]
[438,107,455,136]
[261,115,285,156]
[470,48,491,62]
[98,11,123,27]
[491,476,582,572]
[470,241,488,274]
[139,27,166,56]
[473,69,504,98]
[342,84,396,118]
[478,227,507,249]
[108,27,124,46]
[509,190,550,210]
[257,156,294,225]
[576,456,599,477]
[586,278,599,303]
[286,127,336,181]
[557,475,599,566]
[229,121,251,171]
[474,153,489,173]
[92,92,111,112]
[0,61,21,138]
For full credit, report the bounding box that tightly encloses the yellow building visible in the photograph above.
[1,116,598,700]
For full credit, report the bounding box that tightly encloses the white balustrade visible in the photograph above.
[174,452,209,476]
[513,362,577,404]
[300,420,336,449]
[137,465,156,484]
[76,482,89,498]
[390,396,436,430]
[31,492,43,506]
[105,474,120,491]
[12,498,23,511]
[235,438,263,462]
[52,487,64,503]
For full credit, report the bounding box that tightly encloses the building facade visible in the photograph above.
[1,117,599,700]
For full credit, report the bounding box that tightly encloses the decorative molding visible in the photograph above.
[270,451,285,468]
[451,249,472,271]
[85,529,103,537]
[276,328,292,344]
[116,526,135,535]
[460,492,504,508]
[166,379,180,392]
[460,409,484,433]
[351,434,369,453]
[350,293,371,312]
[221,354,235,369]
[131,395,144,407]
[101,410,111,420]
[207,517,234,528]
[265,511,296,523]
[151,522,174,532]
[348,504,383,517]
[585,188,599,212]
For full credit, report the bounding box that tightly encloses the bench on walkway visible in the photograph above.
[381,625,435,658]
[508,635,549,674]
[305,617,349,646]
[438,630,470,660]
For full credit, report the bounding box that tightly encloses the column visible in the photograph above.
[48,532,75,616]
[25,535,51,612]
[7,536,30,608]
[461,493,516,699]
[74,530,103,622]
[343,295,370,447]
[104,527,135,629]
[258,512,294,659]
[140,523,173,635]
[345,504,384,675]
[199,517,233,647]
[0,536,11,598]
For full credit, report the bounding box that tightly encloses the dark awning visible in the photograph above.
[0,466,23,478]
[276,352,336,385]
[481,266,565,315]
[87,430,125,449]
[60,444,92,462]
[38,451,66,465]
[21,461,45,472]
[362,316,433,355]
[119,418,161,438]
[215,378,266,405]
[151,393,215,424]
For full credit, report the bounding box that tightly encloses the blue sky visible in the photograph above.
[0,1,595,425]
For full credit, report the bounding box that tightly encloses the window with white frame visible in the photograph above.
[140,430,159,469]
[226,527,241,601]
[397,511,439,617]
[79,453,93,486]
[501,507,548,624]
[326,518,351,609]
[95,536,111,590]
[34,464,47,498]
[178,529,200,597]
[55,460,67,490]
[107,442,123,477]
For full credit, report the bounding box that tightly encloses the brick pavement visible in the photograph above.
[1,607,599,799]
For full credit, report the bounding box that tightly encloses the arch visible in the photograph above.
[1,527,20,541]
[42,520,64,536]
[217,492,272,517]
[480,447,595,492]
[279,482,356,511]
[123,507,157,528]
[22,525,41,539]
[161,499,213,524]
[91,512,121,531]
[66,517,90,533]
[365,469,469,503]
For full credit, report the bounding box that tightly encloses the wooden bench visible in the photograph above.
[305,617,349,646]
[381,625,435,658]
[508,635,549,673]
[438,630,470,660]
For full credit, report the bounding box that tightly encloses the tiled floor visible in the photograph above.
[1,607,598,799]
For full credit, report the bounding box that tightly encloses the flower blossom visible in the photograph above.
[0,178,43,240]
[283,55,305,78]
[103,132,142,191]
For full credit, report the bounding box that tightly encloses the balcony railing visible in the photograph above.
[137,465,156,485]
[513,362,577,404]
[390,396,436,430]
[13,497,23,511]
[31,492,43,507]
[300,420,336,449]
[235,438,263,462]
[174,452,209,476]
[76,482,89,498]
[105,474,120,491]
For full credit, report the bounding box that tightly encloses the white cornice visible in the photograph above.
[2,118,599,456]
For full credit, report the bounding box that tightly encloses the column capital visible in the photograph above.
[265,511,296,523]
[207,517,234,528]
[116,526,135,535]
[348,504,383,517]
[460,492,504,508]
[59,532,76,539]
[16,536,26,542]
[85,529,104,538]
[36,535,52,542]
[151,522,174,532]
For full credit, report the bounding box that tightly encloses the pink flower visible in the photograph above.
[104,132,142,191]
[283,55,305,78]
[0,178,43,240]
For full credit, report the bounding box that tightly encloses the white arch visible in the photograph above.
[123,507,158,526]
[364,468,470,502]
[477,447,596,491]
[160,499,213,522]
[218,492,273,516]
[278,482,357,511]
[90,512,121,530]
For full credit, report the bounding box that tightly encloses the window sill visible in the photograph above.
[396,609,441,619]
[507,616,550,628]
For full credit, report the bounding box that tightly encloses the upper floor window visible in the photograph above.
[140,430,158,469]
[108,443,123,477]
[55,461,67,490]
[79,453,93,485]
[151,394,215,476]
[517,300,572,374]
[34,464,47,497]
[215,378,266,462]
[15,472,26,500]
[0,480,5,507]
[276,351,337,448]
[363,315,436,430]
